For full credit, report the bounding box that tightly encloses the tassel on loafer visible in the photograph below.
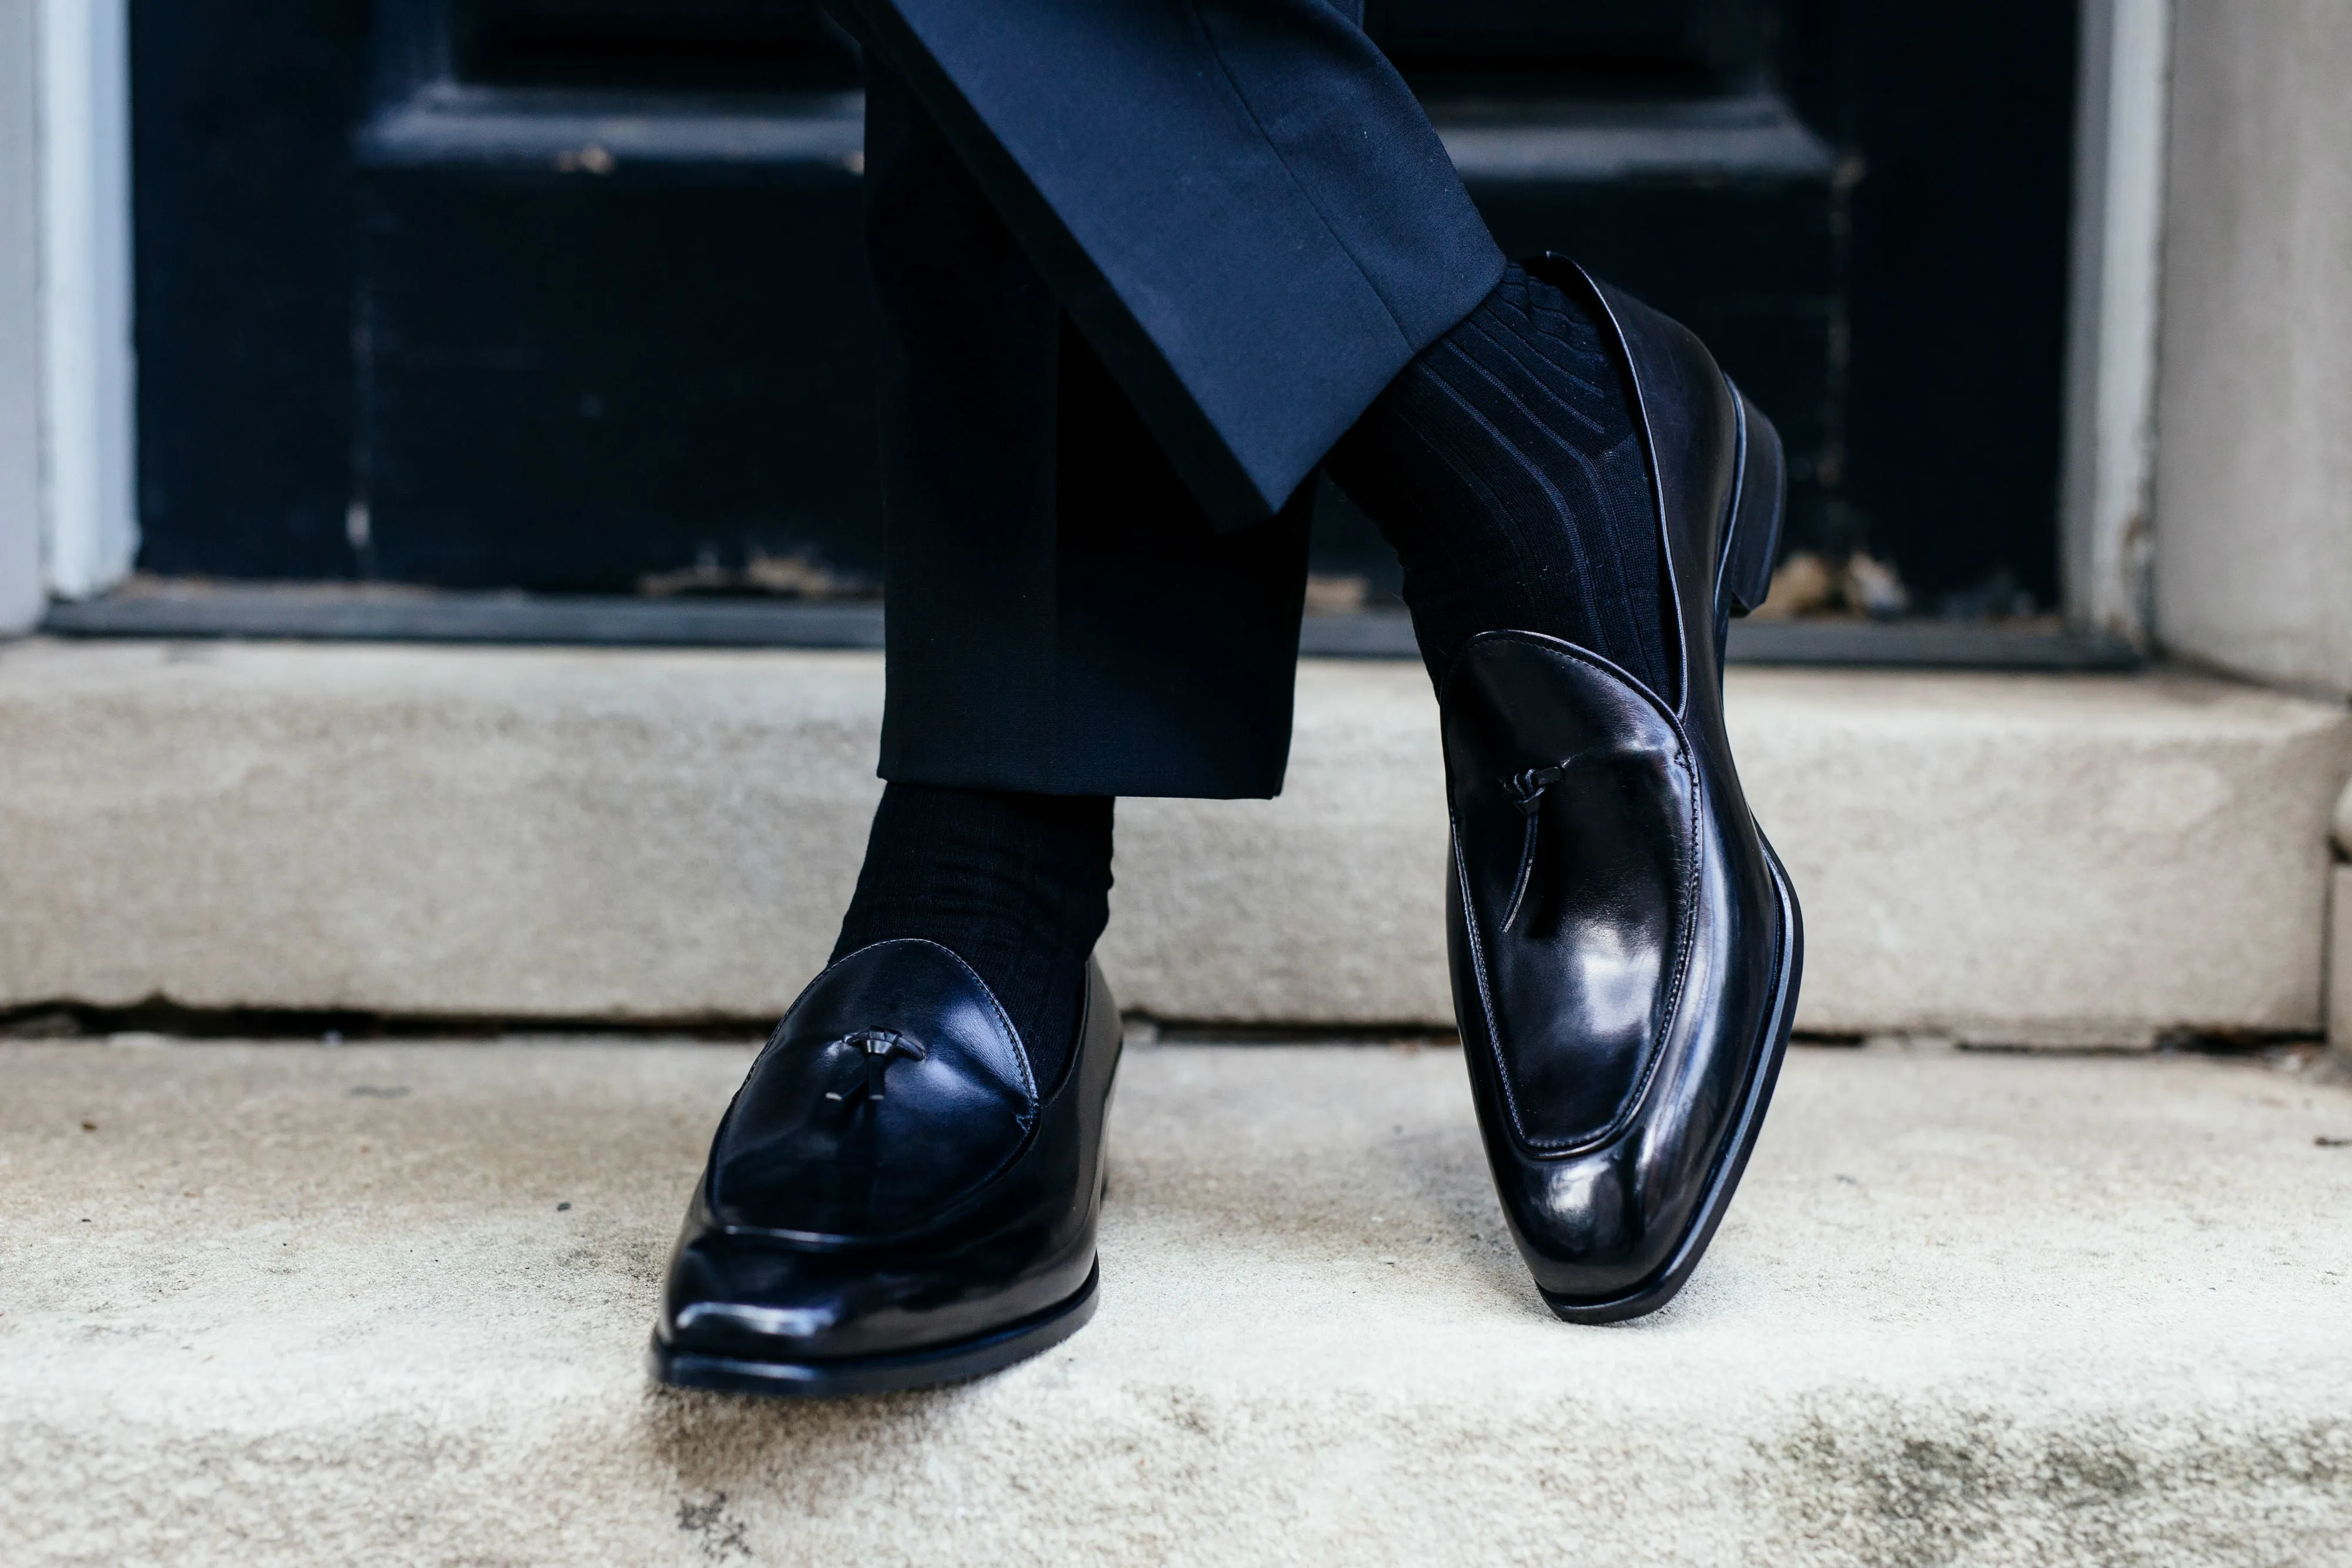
[650,937,1121,1396]
[1444,256,1805,1323]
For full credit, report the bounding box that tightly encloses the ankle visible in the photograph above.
[833,784,1112,1088]
[1329,261,1667,697]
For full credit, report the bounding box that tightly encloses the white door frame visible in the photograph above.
[1,0,136,633]
[0,0,42,632]
[2060,0,2173,647]
[34,0,138,605]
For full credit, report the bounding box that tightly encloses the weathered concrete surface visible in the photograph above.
[2,1039,2348,1567]
[2156,1,2352,696]
[0,640,2346,1039]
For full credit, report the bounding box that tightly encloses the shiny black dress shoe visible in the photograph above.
[650,937,1121,1396]
[1444,255,1805,1323]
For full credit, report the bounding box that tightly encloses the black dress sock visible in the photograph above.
[1327,260,1669,697]
[830,783,1113,1089]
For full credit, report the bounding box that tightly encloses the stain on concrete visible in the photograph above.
[556,1233,666,1286]
[676,1491,752,1560]
[1756,1403,2351,1568]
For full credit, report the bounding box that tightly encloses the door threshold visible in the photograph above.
[36,585,2141,671]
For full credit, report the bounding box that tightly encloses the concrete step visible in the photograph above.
[4,1038,2348,1566]
[1,637,2347,1041]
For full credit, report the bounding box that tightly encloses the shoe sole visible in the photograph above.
[1536,837,1803,1324]
[648,1260,1100,1399]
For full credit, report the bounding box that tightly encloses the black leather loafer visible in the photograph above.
[650,937,1121,1396]
[1444,255,1805,1323]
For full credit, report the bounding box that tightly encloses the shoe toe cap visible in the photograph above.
[657,1226,1081,1365]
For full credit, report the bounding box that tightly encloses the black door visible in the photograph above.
[132,0,2076,614]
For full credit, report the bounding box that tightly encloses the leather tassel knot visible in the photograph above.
[824,1028,928,1107]
[1499,755,1595,931]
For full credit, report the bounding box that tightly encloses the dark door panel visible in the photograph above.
[358,161,876,592]
[131,0,2076,615]
[454,0,864,93]
[128,0,371,580]
[1373,0,1766,90]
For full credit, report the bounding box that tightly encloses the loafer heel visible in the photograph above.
[1719,388,1785,620]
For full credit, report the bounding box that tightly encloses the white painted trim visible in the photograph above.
[2059,0,2173,645]
[35,0,136,601]
[0,0,43,633]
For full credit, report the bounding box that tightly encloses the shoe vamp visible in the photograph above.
[710,1042,1034,1239]
[1473,761,1692,1148]
[1445,634,1698,1153]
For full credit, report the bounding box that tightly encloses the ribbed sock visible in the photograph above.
[830,783,1112,1090]
[1327,260,1668,696]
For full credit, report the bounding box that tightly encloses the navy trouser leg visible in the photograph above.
[846,0,1503,798]
[866,58,1315,800]
[833,0,1504,530]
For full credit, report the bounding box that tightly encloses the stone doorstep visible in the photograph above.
[2,1038,2349,1568]
[0,637,2348,1040]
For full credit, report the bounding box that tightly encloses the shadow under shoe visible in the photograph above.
[1443,256,1804,1323]
[651,937,1121,1396]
